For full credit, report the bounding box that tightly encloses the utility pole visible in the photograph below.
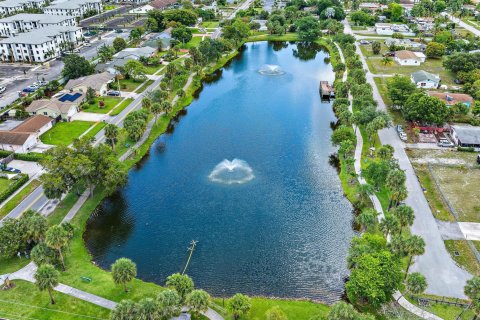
[182,240,198,275]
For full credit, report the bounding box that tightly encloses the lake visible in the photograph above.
[85,41,354,303]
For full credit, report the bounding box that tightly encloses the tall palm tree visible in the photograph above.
[111,300,138,320]
[379,215,400,238]
[104,124,119,151]
[111,258,137,292]
[391,205,414,234]
[137,298,159,320]
[404,235,425,279]
[151,103,162,123]
[45,225,69,271]
[382,56,394,66]
[34,264,59,304]
[355,208,378,232]
[141,97,152,112]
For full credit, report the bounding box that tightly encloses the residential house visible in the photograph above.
[394,50,426,65]
[129,4,155,14]
[0,115,53,152]
[0,0,47,16]
[411,70,440,88]
[427,92,474,107]
[64,72,115,95]
[451,124,480,150]
[375,23,415,36]
[118,0,150,4]
[143,28,172,50]
[44,0,102,17]
[359,2,384,11]
[26,92,85,121]
[0,14,76,37]
[384,38,425,50]
[415,17,435,32]
[0,25,83,62]
[96,47,157,74]
[150,0,177,10]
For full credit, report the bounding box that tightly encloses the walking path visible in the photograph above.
[3,262,223,318]
[442,13,480,37]
[343,19,471,299]
[334,41,450,320]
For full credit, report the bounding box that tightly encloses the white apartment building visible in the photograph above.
[0,25,83,63]
[44,0,102,18]
[0,14,76,37]
[0,0,47,16]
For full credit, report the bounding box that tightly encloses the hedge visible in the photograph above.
[0,174,29,203]
[0,151,45,162]
[457,146,475,152]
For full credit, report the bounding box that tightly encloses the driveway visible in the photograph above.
[343,19,472,298]
[8,160,42,177]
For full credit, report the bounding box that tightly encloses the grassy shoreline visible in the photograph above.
[1,38,343,320]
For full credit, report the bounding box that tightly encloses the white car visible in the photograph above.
[0,86,5,94]
[398,131,407,142]
[84,43,91,47]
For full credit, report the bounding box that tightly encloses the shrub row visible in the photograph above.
[0,173,29,203]
[0,150,45,162]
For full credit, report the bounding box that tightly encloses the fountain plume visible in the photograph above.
[208,159,255,184]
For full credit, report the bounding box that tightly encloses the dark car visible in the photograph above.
[22,86,36,93]
[106,90,120,96]
[383,51,395,57]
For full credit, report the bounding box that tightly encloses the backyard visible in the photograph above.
[366,57,456,86]
[40,121,95,146]
[119,78,153,92]
[82,96,122,114]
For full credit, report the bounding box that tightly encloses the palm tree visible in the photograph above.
[404,235,425,279]
[355,208,378,232]
[465,277,480,320]
[228,293,251,320]
[141,97,152,112]
[391,205,414,234]
[111,299,138,320]
[111,258,137,292]
[405,272,427,296]
[34,264,59,304]
[45,225,69,271]
[137,298,159,320]
[157,289,181,319]
[23,210,47,243]
[161,101,172,115]
[186,289,210,317]
[151,103,162,123]
[104,124,119,151]
[379,215,400,238]
[357,183,374,207]
[382,56,393,66]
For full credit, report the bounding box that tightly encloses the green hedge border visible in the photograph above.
[0,174,29,204]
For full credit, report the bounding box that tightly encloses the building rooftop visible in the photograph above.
[396,50,422,60]
[113,47,156,59]
[452,125,480,145]
[0,25,81,45]
[0,131,31,145]
[26,95,82,114]
[64,72,114,91]
[150,0,177,9]
[46,0,100,10]
[411,70,440,83]
[427,92,473,105]
[0,13,75,23]
[11,115,52,134]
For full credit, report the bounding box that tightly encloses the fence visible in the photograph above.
[412,295,469,308]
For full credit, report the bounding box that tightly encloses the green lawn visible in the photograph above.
[445,240,480,276]
[0,280,110,320]
[83,122,106,141]
[110,98,133,116]
[0,177,14,194]
[184,36,203,49]
[0,179,41,219]
[366,57,456,85]
[407,294,474,320]
[119,78,145,92]
[201,21,219,28]
[143,64,163,75]
[40,121,95,146]
[136,80,155,93]
[82,96,122,114]
[213,297,330,320]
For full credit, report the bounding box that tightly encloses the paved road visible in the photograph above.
[344,20,472,298]
[0,186,48,226]
[442,12,480,37]
[212,0,255,39]
[0,30,129,110]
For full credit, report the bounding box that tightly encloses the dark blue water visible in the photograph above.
[85,42,354,302]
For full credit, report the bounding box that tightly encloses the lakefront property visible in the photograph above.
[1,0,480,320]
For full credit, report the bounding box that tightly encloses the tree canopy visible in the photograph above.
[61,54,94,80]
[403,91,450,125]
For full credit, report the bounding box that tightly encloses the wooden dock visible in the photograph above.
[320,81,335,99]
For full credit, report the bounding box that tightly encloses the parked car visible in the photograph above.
[477,154,480,164]
[116,29,123,33]
[22,86,36,93]
[73,48,80,53]
[383,51,395,57]
[84,43,91,47]
[0,86,5,94]
[5,167,21,173]
[438,138,454,147]
[359,40,370,45]
[106,90,120,96]
[398,131,407,142]
[396,124,404,133]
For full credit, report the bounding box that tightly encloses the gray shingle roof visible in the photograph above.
[411,70,440,84]
[452,125,480,145]
[64,72,114,91]
[0,25,81,45]
[0,13,75,24]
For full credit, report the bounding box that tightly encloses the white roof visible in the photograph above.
[0,13,75,23]
[0,25,81,45]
